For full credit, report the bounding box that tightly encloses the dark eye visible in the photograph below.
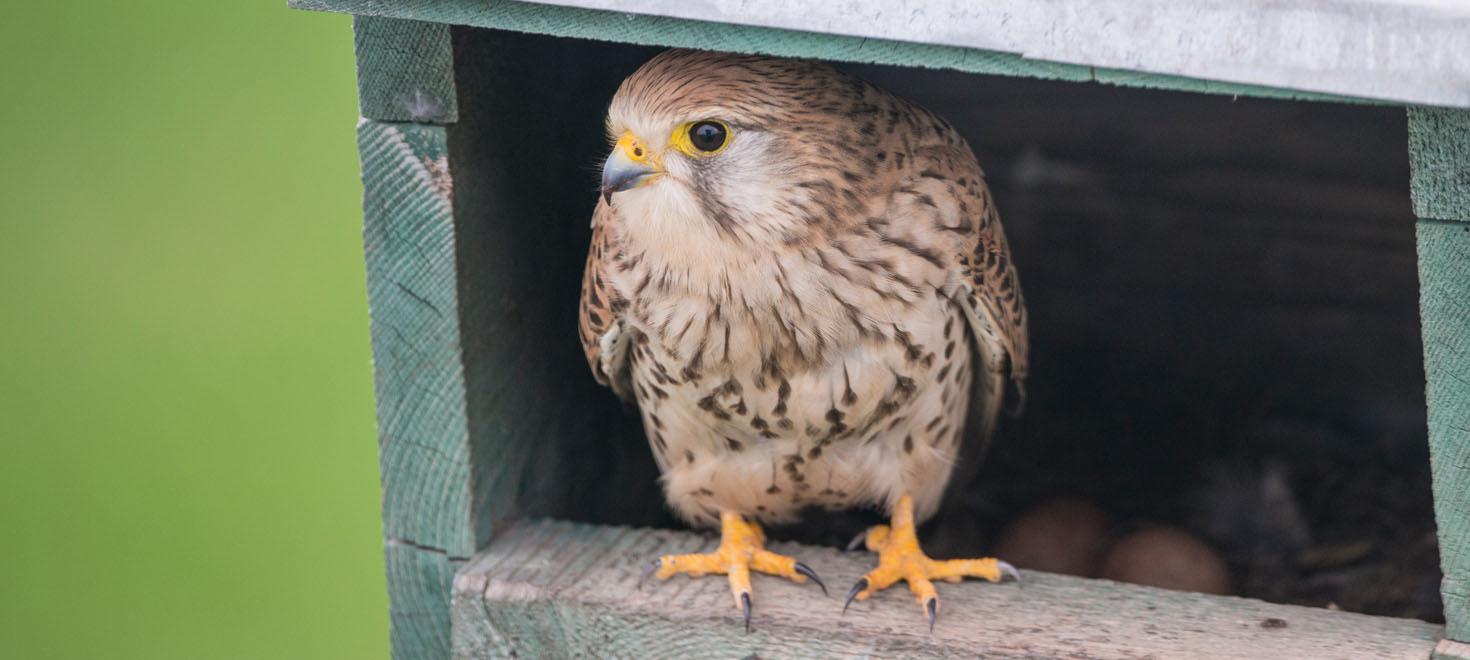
[688,121,729,153]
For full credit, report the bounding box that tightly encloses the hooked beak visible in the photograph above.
[601,131,660,204]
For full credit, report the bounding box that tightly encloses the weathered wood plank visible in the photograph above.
[1438,638,1470,660]
[1418,219,1470,643]
[452,520,1444,659]
[354,16,457,123]
[290,0,1376,105]
[360,119,472,556]
[359,118,477,660]
[299,0,1087,83]
[1409,108,1470,224]
[524,0,1470,109]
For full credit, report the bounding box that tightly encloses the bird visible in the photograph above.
[579,49,1028,631]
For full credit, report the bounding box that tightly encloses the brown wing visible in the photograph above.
[578,201,634,401]
[872,140,1029,517]
[903,144,1030,418]
[949,150,1029,392]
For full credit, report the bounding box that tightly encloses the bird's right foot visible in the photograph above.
[644,510,827,632]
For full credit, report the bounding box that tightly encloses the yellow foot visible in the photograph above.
[844,494,1020,631]
[645,511,826,632]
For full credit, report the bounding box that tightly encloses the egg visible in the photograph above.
[1100,526,1232,595]
[994,497,1111,577]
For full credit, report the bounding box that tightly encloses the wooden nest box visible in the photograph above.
[290,1,1470,658]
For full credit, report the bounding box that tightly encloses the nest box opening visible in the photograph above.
[444,26,1437,624]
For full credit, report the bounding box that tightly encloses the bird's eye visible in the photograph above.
[687,121,729,153]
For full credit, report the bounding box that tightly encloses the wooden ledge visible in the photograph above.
[451,519,1443,659]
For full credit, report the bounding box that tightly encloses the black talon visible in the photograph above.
[843,578,868,615]
[794,561,828,597]
[741,591,753,633]
[845,530,867,552]
[926,597,938,633]
[638,558,662,591]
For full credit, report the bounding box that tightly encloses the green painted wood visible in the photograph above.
[301,0,1086,83]
[356,28,679,660]
[1410,97,1470,648]
[451,519,1445,659]
[445,28,665,541]
[358,118,477,660]
[359,119,472,556]
[386,543,465,659]
[1418,219,1470,643]
[1090,67,1369,105]
[354,16,458,123]
[291,0,1378,105]
[1409,108,1470,224]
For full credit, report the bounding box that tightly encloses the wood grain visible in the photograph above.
[288,0,1470,107]
[452,519,1444,659]
[290,0,1380,106]
[1417,219,1470,643]
[508,0,1470,109]
[1438,639,1470,660]
[387,542,465,658]
[359,119,477,660]
[354,15,458,123]
[1410,108,1470,224]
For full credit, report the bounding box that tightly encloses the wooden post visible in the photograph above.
[355,17,472,660]
[354,19,670,660]
[1409,106,1470,651]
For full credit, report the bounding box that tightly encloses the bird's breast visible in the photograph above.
[621,282,972,527]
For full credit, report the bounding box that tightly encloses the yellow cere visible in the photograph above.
[616,131,656,165]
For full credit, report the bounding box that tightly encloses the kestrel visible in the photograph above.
[579,50,1028,630]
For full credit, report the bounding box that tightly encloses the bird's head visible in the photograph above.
[600,50,880,248]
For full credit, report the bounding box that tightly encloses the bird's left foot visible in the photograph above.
[844,494,1020,631]
[646,511,826,632]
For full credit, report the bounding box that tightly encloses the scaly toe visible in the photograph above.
[906,572,938,624]
[648,512,824,632]
[844,495,1020,628]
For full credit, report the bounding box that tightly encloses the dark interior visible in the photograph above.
[447,26,1438,622]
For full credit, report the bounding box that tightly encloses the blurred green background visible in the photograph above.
[0,2,387,659]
